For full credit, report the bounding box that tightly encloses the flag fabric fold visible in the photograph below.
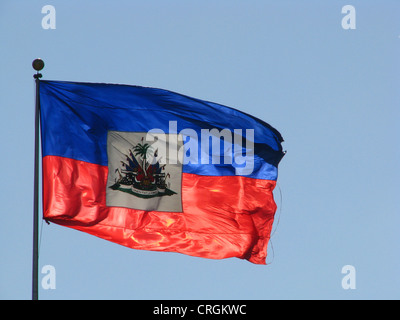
[40,80,284,264]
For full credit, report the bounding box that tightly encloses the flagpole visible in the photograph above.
[32,58,44,300]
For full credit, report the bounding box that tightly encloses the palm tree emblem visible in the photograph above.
[133,139,152,177]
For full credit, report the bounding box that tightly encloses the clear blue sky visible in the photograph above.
[1,0,399,299]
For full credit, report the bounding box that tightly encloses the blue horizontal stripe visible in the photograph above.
[40,80,284,180]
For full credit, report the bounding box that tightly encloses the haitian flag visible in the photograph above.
[40,80,284,264]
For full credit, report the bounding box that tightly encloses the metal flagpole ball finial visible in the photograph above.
[32,58,44,79]
[32,58,44,71]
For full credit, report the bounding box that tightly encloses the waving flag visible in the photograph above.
[40,80,284,264]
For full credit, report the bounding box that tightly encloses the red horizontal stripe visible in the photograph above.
[43,155,277,264]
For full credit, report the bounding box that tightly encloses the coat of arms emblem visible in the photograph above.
[106,131,183,212]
